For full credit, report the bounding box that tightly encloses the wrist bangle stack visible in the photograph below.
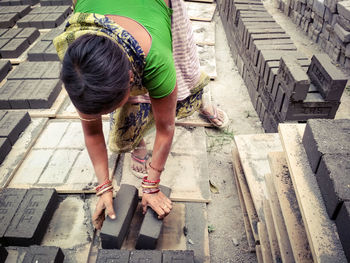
[141,176,160,194]
[95,180,113,196]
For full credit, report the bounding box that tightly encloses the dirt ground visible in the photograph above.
[205,4,350,262]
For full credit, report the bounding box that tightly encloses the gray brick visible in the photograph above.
[264,61,279,86]
[135,186,172,250]
[335,202,350,262]
[15,27,40,44]
[42,61,61,79]
[0,80,21,109]
[233,4,266,25]
[316,154,350,220]
[43,12,65,28]
[5,5,31,18]
[0,137,11,164]
[9,80,40,108]
[8,62,47,80]
[302,119,350,173]
[27,41,50,61]
[334,23,350,43]
[96,249,130,262]
[163,250,195,263]
[129,251,162,263]
[268,67,279,94]
[337,1,350,20]
[16,14,34,28]
[29,14,49,29]
[253,44,297,67]
[0,246,7,262]
[1,28,22,39]
[100,184,138,249]
[0,188,27,243]
[0,38,29,58]
[41,27,63,41]
[245,27,286,49]
[307,54,348,101]
[337,15,350,32]
[43,43,59,61]
[0,60,11,82]
[4,188,58,246]
[0,13,18,28]
[0,111,30,145]
[23,246,64,263]
[28,79,62,109]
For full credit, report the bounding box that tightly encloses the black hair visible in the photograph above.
[61,34,131,114]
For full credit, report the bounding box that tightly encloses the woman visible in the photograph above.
[54,0,227,230]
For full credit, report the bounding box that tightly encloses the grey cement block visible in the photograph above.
[0,60,11,82]
[334,23,350,43]
[0,38,29,58]
[27,40,50,61]
[42,61,61,79]
[253,44,297,67]
[96,249,130,262]
[316,154,350,219]
[0,80,21,109]
[28,79,62,109]
[0,13,17,28]
[337,1,350,20]
[4,188,58,246]
[307,54,348,101]
[43,12,65,28]
[29,14,49,28]
[41,27,63,41]
[302,119,350,173]
[4,6,31,18]
[129,250,162,263]
[0,137,11,164]
[335,201,350,262]
[162,250,195,263]
[43,43,59,61]
[135,186,172,250]
[100,184,138,249]
[337,15,350,32]
[15,27,40,44]
[23,246,64,263]
[9,80,40,109]
[0,188,27,244]
[0,246,7,263]
[0,111,30,145]
[1,28,22,39]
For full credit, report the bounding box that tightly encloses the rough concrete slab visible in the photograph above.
[120,127,210,202]
[185,2,216,22]
[279,123,348,263]
[162,250,195,263]
[22,246,64,263]
[96,249,130,262]
[130,250,162,262]
[198,45,217,79]
[191,21,215,45]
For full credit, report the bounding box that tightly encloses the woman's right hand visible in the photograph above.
[141,190,172,219]
[92,191,116,230]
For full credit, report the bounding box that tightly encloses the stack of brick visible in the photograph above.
[0,0,38,6]
[302,119,350,261]
[217,0,347,132]
[40,0,71,5]
[0,6,31,28]
[279,0,350,69]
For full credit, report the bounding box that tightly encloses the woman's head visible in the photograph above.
[61,34,131,115]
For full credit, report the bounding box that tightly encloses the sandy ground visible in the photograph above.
[205,4,350,262]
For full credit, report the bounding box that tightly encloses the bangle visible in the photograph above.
[142,176,160,184]
[142,188,160,194]
[95,180,112,192]
[79,115,101,122]
[96,185,113,196]
[148,162,164,173]
[141,183,159,189]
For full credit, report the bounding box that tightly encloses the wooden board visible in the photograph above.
[233,153,256,252]
[185,0,214,3]
[268,151,313,263]
[185,2,216,22]
[191,21,215,46]
[256,245,263,263]
[258,222,273,263]
[7,119,118,193]
[198,45,217,80]
[234,133,283,221]
[232,147,259,242]
[0,118,48,187]
[265,173,295,263]
[263,199,282,263]
[279,124,347,263]
[119,127,211,202]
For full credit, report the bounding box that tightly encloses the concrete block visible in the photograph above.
[96,249,130,262]
[277,55,310,101]
[264,61,279,86]
[0,246,7,262]
[313,0,326,17]
[337,1,350,20]
[316,154,350,219]
[41,27,62,41]
[0,188,27,243]
[8,62,44,80]
[0,111,31,145]
[129,250,162,263]
[42,61,61,79]
[0,38,29,58]
[29,14,49,29]
[335,202,350,262]
[0,137,11,164]
[337,15,350,32]
[23,246,64,263]
[307,54,348,101]
[135,186,172,249]
[16,14,34,28]
[15,27,40,44]
[253,44,297,67]
[27,41,50,61]
[162,250,195,263]
[4,188,58,246]
[43,12,65,28]
[0,80,21,109]
[1,28,22,39]
[0,60,11,82]
[334,23,350,43]
[28,79,62,109]
[43,43,59,61]
[268,67,278,94]
[100,184,138,249]
[302,119,350,173]
[5,6,31,18]
[0,13,17,28]
[9,80,40,109]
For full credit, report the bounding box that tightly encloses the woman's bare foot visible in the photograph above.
[131,139,150,178]
[200,105,228,128]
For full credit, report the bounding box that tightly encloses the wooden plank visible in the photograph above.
[232,155,256,252]
[279,124,347,263]
[232,147,259,242]
[256,245,263,263]
[265,173,295,263]
[185,0,214,3]
[191,21,215,46]
[263,199,282,263]
[198,45,217,80]
[234,133,283,220]
[258,222,273,263]
[268,151,313,263]
[185,2,216,22]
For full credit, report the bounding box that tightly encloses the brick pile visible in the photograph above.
[0,0,38,6]
[0,5,31,28]
[302,119,350,261]
[279,0,350,69]
[217,0,348,132]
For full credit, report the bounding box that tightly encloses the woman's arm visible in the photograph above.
[141,85,177,218]
[79,114,116,229]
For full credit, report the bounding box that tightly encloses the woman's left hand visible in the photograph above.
[141,191,173,219]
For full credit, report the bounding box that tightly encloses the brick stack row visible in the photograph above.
[279,0,350,69]
[302,119,350,261]
[217,0,348,132]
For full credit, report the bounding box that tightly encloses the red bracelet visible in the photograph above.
[142,176,160,184]
[95,180,112,191]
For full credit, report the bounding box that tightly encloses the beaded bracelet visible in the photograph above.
[148,162,164,173]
